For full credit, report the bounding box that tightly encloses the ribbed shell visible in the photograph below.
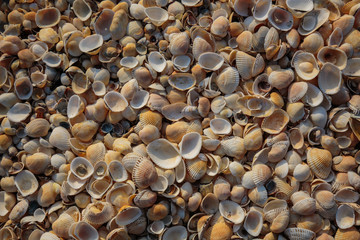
[185,157,207,181]
[307,148,332,179]
[132,157,158,188]
[82,201,115,228]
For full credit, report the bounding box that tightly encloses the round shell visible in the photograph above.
[179,132,202,160]
[261,109,289,134]
[147,139,181,169]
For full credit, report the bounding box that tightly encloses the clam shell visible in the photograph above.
[130,90,150,109]
[237,95,275,118]
[268,6,294,31]
[144,7,169,26]
[70,157,94,180]
[148,51,166,73]
[317,46,347,70]
[110,10,128,40]
[343,58,360,77]
[7,102,31,123]
[132,157,158,188]
[185,156,207,181]
[198,52,224,71]
[288,82,308,103]
[14,77,33,100]
[109,160,128,182]
[336,204,355,229]
[219,200,245,224]
[252,0,271,21]
[284,228,316,240]
[248,185,268,207]
[79,34,103,54]
[94,9,114,41]
[83,201,115,227]
[261,109,289,134]
[179,132,202,160]
[14,170,38,196]
[268,69,294,90]
[104,91,128,112]
[307,148,332,179]
[72,0,92,21]
[292,51,319,80]
[70,221,99,240]
[200,193,219,214]
[67,95,84,119]
[302,83,323,107]
[72,73,90,95]
[252,163,272,186]
[147,138,181,169]
[244,210,263,237]
[35,7,61,28]
[168,73,196,91]
[298,9,330,36]
[9,199,29,221]
[210,118,232,135]
[26,118,50,138]
[162,226,187,240]
[215,67,240,94]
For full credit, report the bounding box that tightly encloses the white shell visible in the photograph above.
[147,138,181,169]
[179,132,202,160]
[15,170,39,196]
[198,52,224,71]
[219,200,245,224]
[79,34,103,53]
[148,51,166,72]
[70,157,94,180]
[210,118,232,135]
[108,161,128,182]
[318,63,342,95]
[7,103,32,122]
[144,7,169,26]
[104,91,128,112]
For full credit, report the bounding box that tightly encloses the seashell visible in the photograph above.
[162,226,187,240]
[261,109,289,134]
[219,200,245,224]
[94,9,114,41]
[210,16,229,38]
[237,95,275,118]
[14,77,33,100]
[185,156,207,181]
[318,62,342,95]
[307,148,332,179]
[147,201,169,221]
[110,10,128,41]
[213,177,231,201]
[284,228,316,240]
[335,227,360,240]
[35,7,61,28]
[302,83,323,107]
[179,132,202,160]
[268,69,294,90]
[139,125,160,144]
[244,209,263,237]
[252,0,272,21]
[132,157,158,188]
[147,138,181,169]
[210,118,232,135]
[104,91,128,112]
[14,170,38,196]
[200,193,219,214]
[336,204,355,229]
[203,222,233,240]
[67,95,85,119]
[298,9,330,36]
[291,191,317,215]
[236,31,252,52]
[292,51,319,80]
[130,90,149,110]
[148,51,166,73]
[83,201,115,228]
[317,47,347,70]
[69,221,99,240]
[79,34,103,54]
[299,32,324,54]
[168,73,196,91]
[9,199,28,221]
[215,67,240,94]
[198,52,224,71]
[286,0,313,17]
[7,102,31,123]
[268,6,294,31]
[42,52,61,68]
[252,163,272,186]
[37,181,60,207]
[72,0,92,21]
[25,152,50,174]
[293,164,311,182]
[248,186,268,207]
[0,191,16,216]
[108,161,128,182]
[144,7,169,26]
[71,120,98,142]
[70,157,94,180]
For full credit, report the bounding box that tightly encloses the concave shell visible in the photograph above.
[261,109,289,134]
[268,69,294,90]
[237,95,275,117]
[35,7,61,28]
[0,191,16,216]
[318,63,341,95]
[286,0,313,17]
[9,199,28,221]
[72,73,89,95]
[219,200,245,224]
[252,163,272,186]
[72,0,92,21]
[307,148,332,179]
[162,226,187,240]
[336,204,355,229]
[248,185,268,207]
[83,201,115,227]
[210,118,232,135]
[70,221,98,240]
[334,188,359,203]
[198,52,224,71]
[298,9,330,36]
[94,9,114,41]
[14,170,38,196]
[147,139,181,169]
[179,132,202,160]
[132,157,158,188]
[109,161,128,182]
[14,77,33,100]
[144,7,169,26]
[317,47,347,70]
[67,95,84,119]
[79,34,103,54]
[302,83,323,107]
[215,67,240,94]
[148,51,166,73]
[104,91,128,112]
[70,157,94,180]
[284,228,316,240]
[168,73,196,91]
[343,58,360,77]
[7,103,31,122]
[268,6,294,31]
[252,0,272,21]
[288,82,308,103]
[292,51,319,80]
[244,210,263,237]
[200,193,219,214]
[291,191,317,215]
[130,90,149,109]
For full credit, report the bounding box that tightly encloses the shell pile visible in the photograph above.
[2,0,360,239]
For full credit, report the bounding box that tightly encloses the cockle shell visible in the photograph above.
[132,157,158,188]
[198,52,224,71]
[215,67,239,94]
[115,205,142,226]
[83,201,115,228]
[210,118,232,135]
[219,200,245,224]
[261,109,289,134]
[268,6,294,31]
[72,0,92,21]
[307,148,332,179]
[237,95,275,118]
[179,132,202,160]
[144,7,169,26]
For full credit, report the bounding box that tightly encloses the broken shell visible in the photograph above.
[72,0,92,21]
[79,34,103,54]
[144,7,169,26]
[168,73,196,91]
[298,9,330,35]
[108,161,128,182]
[70,157,94,180]
[7,103,31,123]
[317,46,347,70]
